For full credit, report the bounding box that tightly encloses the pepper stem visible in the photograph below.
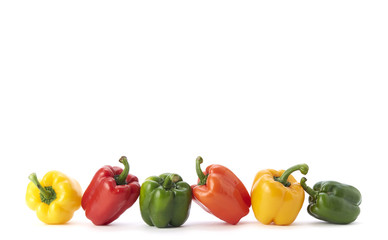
[116,156,130,185]
[196,156,208,185]
[163,174,180,189]
[300,177,318,199]
[28,173,52,199]
[275,163,309,187]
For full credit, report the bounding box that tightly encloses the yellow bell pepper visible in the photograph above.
[26,171,82,224]
[251,164,308,225]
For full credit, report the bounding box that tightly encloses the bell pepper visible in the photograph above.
[251,163,309,225]
[139,173,192,228]
[26,171,82,224]
[300,177,362,224]
[81,156,140,225]
[191,156,251,225]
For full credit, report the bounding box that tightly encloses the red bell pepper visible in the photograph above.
[81,156,140,225]
[191,156,251,224]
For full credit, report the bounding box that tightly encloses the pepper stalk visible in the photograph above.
[28,172,57,205]
[196,156,208,185]
[300,177,318,198]
[274,164,309,187]
[115,156,130,185]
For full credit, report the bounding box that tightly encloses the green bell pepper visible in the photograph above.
[300,177,361,224]
[139,173,192,228]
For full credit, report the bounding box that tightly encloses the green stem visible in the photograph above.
[116,156,130,185]
[163,174,180,189]
[28,172,52,199]
[300,177,318,199]
[196,156,208,185]
[275,163,309,187]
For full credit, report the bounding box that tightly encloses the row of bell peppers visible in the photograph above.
[26,156,361,227]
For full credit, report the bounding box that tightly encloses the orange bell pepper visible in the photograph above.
[251,164,308,225]
[191,156,251,225]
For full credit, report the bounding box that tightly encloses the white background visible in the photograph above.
[0,0,387,239]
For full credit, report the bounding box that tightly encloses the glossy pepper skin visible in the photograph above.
[26,171,82,224]
[140,173,192,228]
[300,178,361,224]
[251,164,308,225]
[81,156,140,225]
[192,156,251,225]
